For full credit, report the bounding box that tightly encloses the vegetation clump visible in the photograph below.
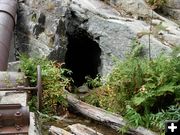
[20,55,72,114]
[84,44,180,133]
[146,0,166,9]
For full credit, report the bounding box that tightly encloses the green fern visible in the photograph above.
[20,55,71,114]
[83,44,180,132]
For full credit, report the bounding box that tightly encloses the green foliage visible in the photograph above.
[124,104,180,133]
[129,38,144,58]
[149,105,180,130]
[84,42,180,132]
[172,46,180,57]
[20,55,72,114]
[109,54,180,110]
[28,96,37,112]
[31,13,37,22]
[85,75,102,89]
[83,85,118,112]
[108,54,180,132]
[125,105,144,127]
[146,0,166,9]
[118,125,129,135]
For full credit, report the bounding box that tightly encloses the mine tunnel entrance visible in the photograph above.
[65,30,101,87]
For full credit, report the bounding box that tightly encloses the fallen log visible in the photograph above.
[49,126,73,135]
[68,123,103,135]
[66,91,157,135]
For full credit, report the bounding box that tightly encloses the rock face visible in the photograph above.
[64,0,172,80]
[108,0,180,21]
[163,0,180,20]
[16,0,69,62]
[16,0,179,85]
[110,0,153,17]
[165,0,180,9]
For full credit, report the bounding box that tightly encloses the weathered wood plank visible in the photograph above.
[68,123,103,135]
[66,91,157,135]
[49,126,73,135]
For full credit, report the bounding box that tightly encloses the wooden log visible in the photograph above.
[68,123,103,135]
[66,91,157,135]
[49,126,73,135]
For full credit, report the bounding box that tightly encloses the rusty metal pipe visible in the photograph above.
[0,0,17,71]
[0,104,29,134]
[0,86,37,91]
[0,66,43,111]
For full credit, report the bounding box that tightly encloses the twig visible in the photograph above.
[149,10,153,60]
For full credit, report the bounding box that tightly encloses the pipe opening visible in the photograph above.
[65,29,101,87]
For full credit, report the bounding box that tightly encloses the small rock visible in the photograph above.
[77,85,89,93]
[68,123,103,135]
[152,19,162,25]
[29,112,40,135]
[0,92,27,106]
[7,61,20,71]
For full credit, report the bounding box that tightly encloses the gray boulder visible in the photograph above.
[108,0,158,18]
[165,0,180,9]
[65,0,172,77]
[163,0,180,20]
[16,0,69,62]
[16,0,179,82]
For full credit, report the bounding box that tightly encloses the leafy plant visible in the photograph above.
[28,96,37,112]
[83,85,118,112]
[83,42,180,132]
[20,55,72,114]
[85,75,102,89]
[124,104,180,133]
[149,104,180,131]
[129,38,144,58]
[125,105,144,127]
[146,0,166,9]
[172,46,180,57]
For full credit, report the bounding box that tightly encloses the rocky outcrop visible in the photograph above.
[163,0,180,20]
[16,0,179,83]
[16,0,69,62]
[104,1,180,45]
[110,0,153,17]
[107,0,180,21]
[65,0,173,78]
[165,0,180,9]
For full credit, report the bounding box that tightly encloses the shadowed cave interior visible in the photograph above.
[65,30,101,87]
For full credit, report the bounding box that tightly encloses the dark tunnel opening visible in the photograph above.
[65,30,101,87]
